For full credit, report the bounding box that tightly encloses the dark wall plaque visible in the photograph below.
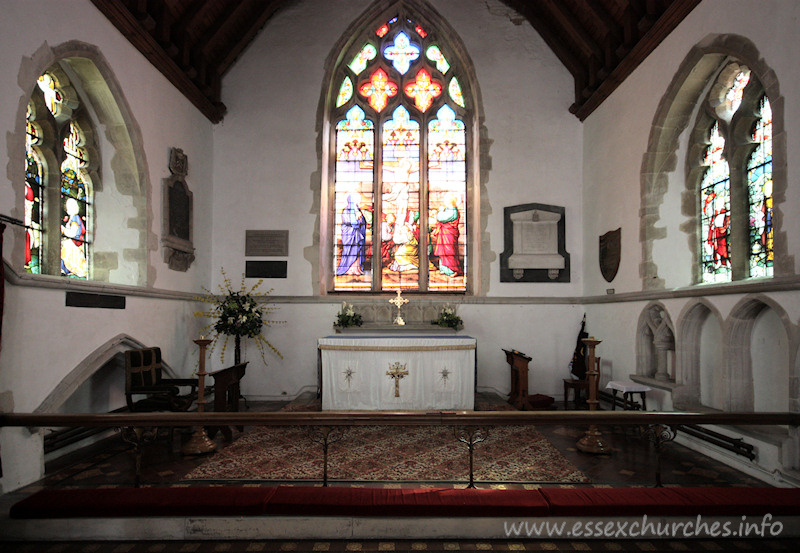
[246,230,289,257]
[66,292,126,309]
[246,260,288,278]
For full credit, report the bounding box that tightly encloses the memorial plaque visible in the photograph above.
[246,260,288,278]
[246,230,289,257]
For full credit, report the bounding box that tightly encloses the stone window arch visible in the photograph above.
[25,66,97,278]
[636,302,676,382]
[317,0,486,295]
[639,34,791,290]
[688,62,775,283]
[9,42,152,286]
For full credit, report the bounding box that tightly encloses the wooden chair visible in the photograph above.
[125,347,198,412]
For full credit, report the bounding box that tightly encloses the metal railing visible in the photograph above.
[2,410,798,488]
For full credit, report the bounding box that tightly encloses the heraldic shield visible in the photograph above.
[599,228,621,282]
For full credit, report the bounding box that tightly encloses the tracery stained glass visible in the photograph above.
[404,68,442,112]
[383,31,420,75]
[334,106,374,291]
[337,77,353,107]
[348,44,377,75]
[747,96,773,278]
[59,122,90,278]
[448,77,465,107]
[376,23,390,38]
[428,105,466,291]
[726,70,751,114]
[700,123,731,283]
[425,45,449,74]
[37,73,63,117]
[381,106,420,290]
[24,104,43,274]
[359,68,398,112]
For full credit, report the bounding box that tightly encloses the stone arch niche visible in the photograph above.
[674,298,724,409]
[724,295,794,412]
[636,302,676,382]
[8,41,153,286]
[639,34,791,290]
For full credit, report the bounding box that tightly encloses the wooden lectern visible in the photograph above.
[502,349,554,410]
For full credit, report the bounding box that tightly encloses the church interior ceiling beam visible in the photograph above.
[90,0,700,124]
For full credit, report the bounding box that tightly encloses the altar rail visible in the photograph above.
[1,411,798,487]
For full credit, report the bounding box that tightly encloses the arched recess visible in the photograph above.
[308,0,492,295]
[35,333,180,413]
[675,298,724,409]
[636,302,676,381]
[7,41,153,286]
[724,294,794,412]
[639,34,790,290]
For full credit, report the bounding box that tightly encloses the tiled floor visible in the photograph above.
[2,397,796,551]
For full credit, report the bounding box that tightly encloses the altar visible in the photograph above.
[318,335,476,411]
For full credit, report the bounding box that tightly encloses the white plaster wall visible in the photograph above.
[0,0,215,492]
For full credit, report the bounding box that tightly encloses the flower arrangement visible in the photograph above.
[195,269,283,364]
[334,302,363,328]
[432,305,463,330]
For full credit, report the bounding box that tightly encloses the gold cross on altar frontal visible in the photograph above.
[386,362,409,397]
[389,290,409,325]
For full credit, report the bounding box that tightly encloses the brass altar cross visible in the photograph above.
[386,362,409,397]
[389,289,409,325]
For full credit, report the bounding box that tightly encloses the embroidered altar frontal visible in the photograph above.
[319,336,476,410]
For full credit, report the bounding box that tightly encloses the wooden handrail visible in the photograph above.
[1,410,798,428]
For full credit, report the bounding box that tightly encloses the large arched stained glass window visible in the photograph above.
[331,10,468,293]
[24,68,94,279]
[693,63,776,284]
[747,96,773,278]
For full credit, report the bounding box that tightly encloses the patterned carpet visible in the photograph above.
[185,424,587,483]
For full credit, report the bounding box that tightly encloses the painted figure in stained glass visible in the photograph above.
[381,212,396,266]
[61,196,87,278]
[390,211,419,272]
[748,96,773,278]
[431,193,461,276]
[24,105,43,273]
[703,190,730,272]
[336,193,368,276]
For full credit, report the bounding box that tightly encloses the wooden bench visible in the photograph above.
[125,347,198,412]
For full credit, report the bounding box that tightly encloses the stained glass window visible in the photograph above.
[24,103,43,274]
[336,77,353,108]
[331,9,469,292]
[700,123,731,284]
[747,96,773,278]
[25,68,93,279]
[333,106,374,290]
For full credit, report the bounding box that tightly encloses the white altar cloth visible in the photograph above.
[318,335,476,411]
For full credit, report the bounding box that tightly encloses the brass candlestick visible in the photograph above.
[576,336,611,454]
[182,338,217,455]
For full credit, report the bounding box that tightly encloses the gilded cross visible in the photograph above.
[386,362,409,397]
[389,289,409,325]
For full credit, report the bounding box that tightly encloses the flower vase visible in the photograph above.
[235,334,241,365]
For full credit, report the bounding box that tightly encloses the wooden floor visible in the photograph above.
[2,397,796,552]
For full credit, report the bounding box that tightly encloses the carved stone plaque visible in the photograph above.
[599,227,621,282]
[500,203,570,282]
[245,230,289,257]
